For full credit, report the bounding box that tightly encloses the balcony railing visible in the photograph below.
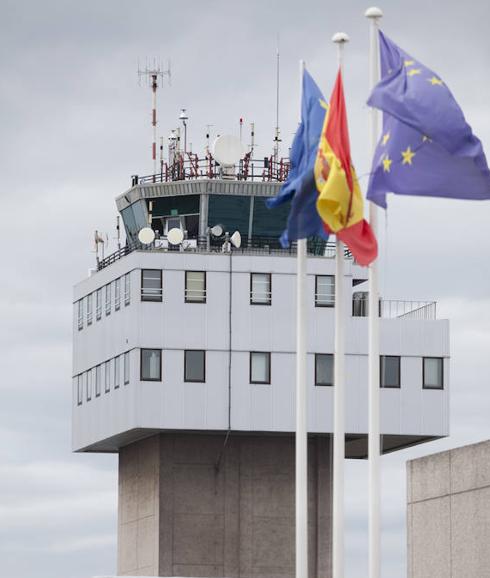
[131,154,290,186]
[352,297,437,320]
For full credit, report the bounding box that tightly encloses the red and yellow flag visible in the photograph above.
[315,70,377,266]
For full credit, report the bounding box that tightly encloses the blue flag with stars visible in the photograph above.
[267,68,327,245]
[366,31,490,208]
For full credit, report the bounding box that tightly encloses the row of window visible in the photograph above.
[76,352,130,405]
[78,273,131,330]
[141,270,335,306]
[76,352,444,405]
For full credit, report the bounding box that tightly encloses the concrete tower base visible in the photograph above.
[117,433,332,578]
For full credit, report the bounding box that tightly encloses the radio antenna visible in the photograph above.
[138,59,171,174]
[273,36,281,162]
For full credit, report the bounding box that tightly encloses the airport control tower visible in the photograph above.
[72,132,449,577]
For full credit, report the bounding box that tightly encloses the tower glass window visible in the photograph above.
[86,293,93,325]
[95,365,101,397]
[77,299,84,330]
[124,273,131,305]
[86,370,92,401]
[250,273,271,305]
[423,357,444,389]
[140,349,162,381]
[250,352,271,384]
[315,354,334,386]
[185,271,206,303]
[105,283,111,315]
[380,356,401,388]
[141,269,162,302]
[115,278,121,310]
[315,275,335,307]
[124,352,130,385]
[184,350,206,382]
[96,288,102,320]
[105,361,110,393]
[114,356,120,389]
[77,374,83,406]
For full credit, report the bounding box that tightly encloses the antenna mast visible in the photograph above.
[138,59,171,174]
[273,39,281,162]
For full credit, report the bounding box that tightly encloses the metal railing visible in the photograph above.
[131,154,290,185]
[352,297,437,320]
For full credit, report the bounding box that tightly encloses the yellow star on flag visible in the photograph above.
[404,60,415,67]
[382,156,393,172]
[401,146,416,165]
[407,68,422,77]
[428,76,443,86]
[382,133,390,146]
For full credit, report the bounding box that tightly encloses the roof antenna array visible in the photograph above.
[138,59,171,175]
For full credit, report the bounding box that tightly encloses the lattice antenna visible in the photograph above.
[138,59,171,174]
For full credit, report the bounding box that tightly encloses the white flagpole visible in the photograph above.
[331,31,349,578]
[365,7,383,578]
[296,59,308,578]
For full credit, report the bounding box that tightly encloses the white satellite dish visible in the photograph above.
[230,231,241,249]
[138,227,155,245]
[210,224,224,237]
[212,135,245,167]
[167,227,184,245]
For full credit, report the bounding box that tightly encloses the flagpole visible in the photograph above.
[331,31,349,578]
[296,59,308,578]
[365,7,383,578]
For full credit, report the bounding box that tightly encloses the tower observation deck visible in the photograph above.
[73,147,449,577]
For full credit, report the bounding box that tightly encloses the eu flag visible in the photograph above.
[267,68,327,245]
[366,31,490,208]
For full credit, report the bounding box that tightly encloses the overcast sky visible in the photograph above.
[1,0,489,577]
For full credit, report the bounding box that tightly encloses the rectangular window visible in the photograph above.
[423,357,444,389]
[114,356,120,389]
[86,293,93,325]
[141,269,162,302]
[185,271,206,303]
[184,350,206,382]
[315,275,335,307]
[105,361,110,393]
[95,365,101,397]
[124,352,130,385]
[105,283,111,315]
[86,370,92,401]
[250,352,271,384]
[315,354,334,386]
[96,288,102,320]
[140,349,162,381]
[250,273,272,305]
[380,356,401,388]
[77,374,83,406]
[77,299,84,330]
[115,278,121,311]
[124,273,131,305]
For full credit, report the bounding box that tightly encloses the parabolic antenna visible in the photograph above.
[230,230,241,249]
[138,227,155,245]
[167,227,184,245]
[212,135,245,166]
[210,224,224,238]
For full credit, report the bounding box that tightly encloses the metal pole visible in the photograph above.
[365,7,383,578]
[296,59,308,578]
[151,74,157,175]
[332,31,349,578]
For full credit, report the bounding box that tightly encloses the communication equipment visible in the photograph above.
[138,227,156,245]
[212,135,245,178]
[210,224,224,238]
[167,227,184,245]
[230,231,242,249]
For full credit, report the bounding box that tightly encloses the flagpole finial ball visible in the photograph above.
[365,6,383,18]
[332,32,350,44]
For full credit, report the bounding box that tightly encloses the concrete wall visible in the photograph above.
[118,433,332,578]
[407,439,490,578]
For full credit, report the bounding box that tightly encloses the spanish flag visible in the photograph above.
[315,70,377,266]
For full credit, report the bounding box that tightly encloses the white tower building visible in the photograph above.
[73,144,449,577]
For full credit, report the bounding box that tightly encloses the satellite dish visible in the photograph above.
[167,227,184,245]
[212,135,245,166]
[230,231,241,249]
[210,224,224,238]
[138,227,155,245]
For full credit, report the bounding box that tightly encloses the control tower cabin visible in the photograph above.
[72,146,449,578]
